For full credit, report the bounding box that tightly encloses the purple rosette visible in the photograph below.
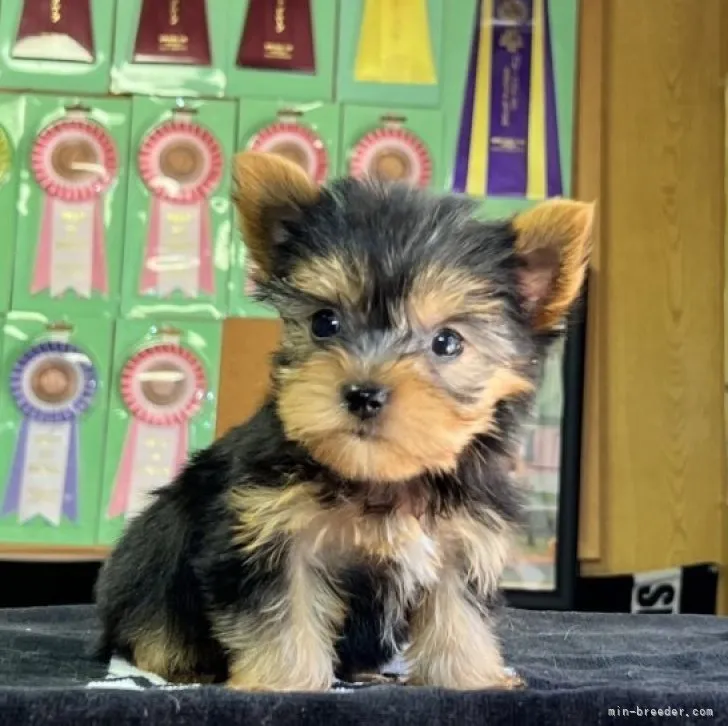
[1,341,96,525]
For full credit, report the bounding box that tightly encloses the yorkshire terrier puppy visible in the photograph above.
[95,151,593,691]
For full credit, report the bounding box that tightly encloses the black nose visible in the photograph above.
[341,384,390,420]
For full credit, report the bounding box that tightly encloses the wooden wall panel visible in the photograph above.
[582,0,725,576]
[216,318,281,436]
[574,0,606,562]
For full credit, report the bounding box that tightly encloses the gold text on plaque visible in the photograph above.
[166,211,193,224]
[264,42,293,61]
[169,0,181,26]
[51,0,62,24]
[158,33,189,53]
[275,0,286,34]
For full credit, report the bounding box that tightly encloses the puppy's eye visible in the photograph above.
[431,328,464,358]
[311,309,341,339]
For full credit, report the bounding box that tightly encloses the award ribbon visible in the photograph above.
[133,0,212,66]
[31,115,118,298]
[1,341,96,526]
[13,0,95,64]
[349,118,432,187]
[452,0,562,199]
[247,116,328,184]
[138,118,223,298]
[354,0,436,85]
[237,0,316,73]
[107,343,206,521]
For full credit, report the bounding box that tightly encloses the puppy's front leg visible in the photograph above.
[406,568,516,690]
[215,546,344,692]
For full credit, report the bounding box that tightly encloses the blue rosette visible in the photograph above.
[1,341,96,525]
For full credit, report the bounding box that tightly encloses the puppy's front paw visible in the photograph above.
[496,669,526,690]
[408,668,524,691]
[227,671,333,692]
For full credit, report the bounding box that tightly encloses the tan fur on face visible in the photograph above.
[289,254,365,308]
[408,267,500,329]
[514,199,595,330]
[232,151,319,281]
[277,348,533,482]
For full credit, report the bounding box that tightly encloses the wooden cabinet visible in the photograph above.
[574,1,727,611]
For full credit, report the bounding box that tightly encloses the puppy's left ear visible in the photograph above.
[513,199,595,331]
[232,151,320,282]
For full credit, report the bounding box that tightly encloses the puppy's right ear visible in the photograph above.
[232,151,320,282]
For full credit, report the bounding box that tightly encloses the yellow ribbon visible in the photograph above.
[0,127,12,185]
[526,0,546,200]
[465,0,493,196]
[354,0,437,85]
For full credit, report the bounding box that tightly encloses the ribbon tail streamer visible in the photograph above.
[173,422,189,479]
[1,418,30,516]
[543,0,562,196]
[452,0,482,192]
[107,422,138,519]
[92,201,108,294]
[199,201,214,295]
[31,196,54,294]
[62,420,79,521]
[140,197,162,295]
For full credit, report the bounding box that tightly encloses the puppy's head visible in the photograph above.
[234,152,593,483]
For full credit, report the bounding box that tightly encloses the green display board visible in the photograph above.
[11,95,132,320]
[0,313,113,546]
[111,0,228,97]
[226,0,337,101]
[0,0,579,548]
[120,96,236,320]
[0,0,115,94]
[230,98,341,318]
[0,93,23,314]
[96,319,222,546]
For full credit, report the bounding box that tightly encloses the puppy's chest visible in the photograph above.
[305,509,442,589]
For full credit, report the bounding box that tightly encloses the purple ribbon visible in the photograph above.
[452,0,482,193]
[452,0,563,198]
[486,0,534,196]
[543,0,562,196]
[1,341,96,523]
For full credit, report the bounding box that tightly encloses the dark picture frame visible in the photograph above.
[503,279,589,611]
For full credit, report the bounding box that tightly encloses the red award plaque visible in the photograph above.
[133,0,212,66]
[12,0,95,63]
[237,0,315,73]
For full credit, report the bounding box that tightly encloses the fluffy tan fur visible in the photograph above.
[232,151,319,281]
[228,482,517,690]
[513,199,595,330]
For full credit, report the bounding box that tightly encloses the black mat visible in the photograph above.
[0,605,725,725]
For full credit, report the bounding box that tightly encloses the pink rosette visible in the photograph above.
[247,122,328,185]
[31,118,118,298]
[349,126,432,188]
[107,344,207,520]
[138,120,224,298]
